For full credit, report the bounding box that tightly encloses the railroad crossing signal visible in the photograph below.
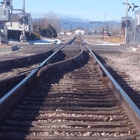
[136,25,140,33]
[122,20,131,29]
[1,0,12,6]
[123,3,131,12]
[6,0,12,6]
[131,3,139,11]
[123,2,139,12]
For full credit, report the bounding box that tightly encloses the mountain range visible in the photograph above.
[59,17,121,31]
[33,16,122,31]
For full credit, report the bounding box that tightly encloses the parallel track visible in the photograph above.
[0,37,78,98]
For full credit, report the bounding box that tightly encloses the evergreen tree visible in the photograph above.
[46,24,57,38]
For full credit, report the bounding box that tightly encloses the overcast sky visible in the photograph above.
[12,0,140,21]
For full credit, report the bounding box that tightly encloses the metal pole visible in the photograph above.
[134,11,136,40]
[3,0,6,7]
[70,24,72,31]
[3,0,7,43]
[125,0,128,43]
[138,13,139,24]
[22,0,26,41]
[104,13,106,30]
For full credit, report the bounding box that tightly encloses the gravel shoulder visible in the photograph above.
[100,52,140,91]
[82,35,140,93]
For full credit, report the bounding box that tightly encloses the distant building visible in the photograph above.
[75,30,85,35]
[58,32,65,36]
[65,32,72,36]
[58,31,72,36]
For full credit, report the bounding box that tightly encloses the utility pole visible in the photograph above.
[134,11,136,40]
[125,0,128,43]
[13,0,31,41]
[21,0,26,42]
[70,24,72,31]
[104,13,107,30]
[3,0,7,43]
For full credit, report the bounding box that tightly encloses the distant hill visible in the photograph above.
[59,17,121,31]
[32,16,121,32]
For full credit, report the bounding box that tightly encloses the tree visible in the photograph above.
[46,24,57,38]
[44,11,61,32]
[32,11,60,38]
[32,18,46,29]
[41,29,47,37]
[33,24,38,33]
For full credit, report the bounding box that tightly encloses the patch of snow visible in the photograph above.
[75,30,85,35]
[95,40,120,46]
[29,38,62,45]
[65,32,72,36]
[29,39,52,45]
[8,38,62,45]
[58,32,65,36]
[55,39,63,44]
[8,39,20,43]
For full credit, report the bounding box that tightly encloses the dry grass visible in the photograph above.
[104,36,124,43]
[57,35,125,44]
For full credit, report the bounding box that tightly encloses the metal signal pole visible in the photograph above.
[3,0,8,43]
[125,0,128,43]
[22,0,26,41]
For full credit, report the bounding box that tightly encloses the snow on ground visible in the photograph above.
[29,39,52,45]
[8,38,62,45]
[94,40,120,46]
[8,39,21,44]
[8,36,123,46]
[82,37,122,46]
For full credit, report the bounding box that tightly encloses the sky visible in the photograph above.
[12,0,140,21]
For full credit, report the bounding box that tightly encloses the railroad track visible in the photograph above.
[0,37,77,98]
[0,47,79,80]
[0,38,75,77]
[0,36,140,139]
[0,47,53,83]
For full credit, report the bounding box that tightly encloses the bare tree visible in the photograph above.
[32,18,46,29]
[44,11,61,32]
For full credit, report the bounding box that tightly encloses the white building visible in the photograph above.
[75,30,85,35]
[6,13,33,34]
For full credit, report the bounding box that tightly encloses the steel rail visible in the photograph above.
[83,42,140,119]
[17,44,65,74]
[37,45,84,77]
[0,37,76,116]
[0,44,63,94]
[39,37,75,67]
